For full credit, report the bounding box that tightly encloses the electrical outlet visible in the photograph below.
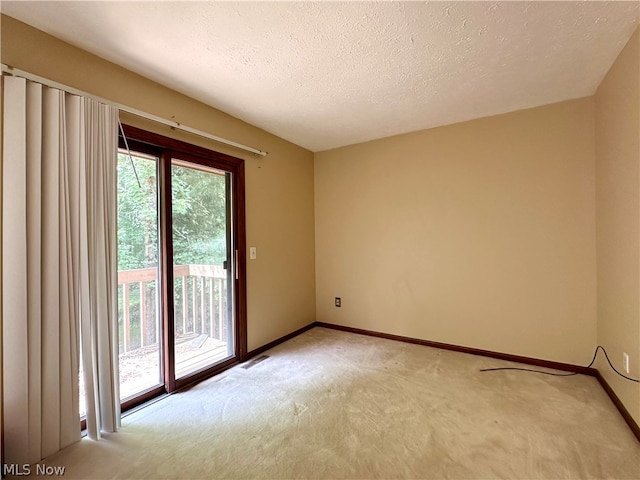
[623,352,630,374]
[335,297,341,307]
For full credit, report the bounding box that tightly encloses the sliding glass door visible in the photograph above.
[117,150,163,403]
[171,159,234,379]
[114,126,246,410]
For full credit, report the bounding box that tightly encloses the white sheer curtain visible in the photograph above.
[2,76,120,464]
[79,97,121,440]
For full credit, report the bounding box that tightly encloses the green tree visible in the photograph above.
[117,153,228,271]
[171,163,227,266]
[117,153,228,348]
[117,153,159,270]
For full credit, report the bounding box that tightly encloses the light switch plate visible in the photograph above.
[249,247,257,260]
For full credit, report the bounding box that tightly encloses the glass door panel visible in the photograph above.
[171,159,233,379]
[116,150,162,401]
[108,124,246,416]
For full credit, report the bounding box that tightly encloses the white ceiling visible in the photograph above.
[2,1,639,152]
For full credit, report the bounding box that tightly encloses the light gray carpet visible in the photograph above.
[32,327,640,479]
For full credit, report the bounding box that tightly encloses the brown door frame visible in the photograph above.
[117,124,247,407]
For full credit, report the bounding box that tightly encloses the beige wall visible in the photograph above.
[595,28,640,424]
[315,98,597,365]
[0,15,316,351]
[3,11,639,428]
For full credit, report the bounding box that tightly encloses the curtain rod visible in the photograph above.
[1,64,268,157]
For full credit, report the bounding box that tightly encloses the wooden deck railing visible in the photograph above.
[118,264,228,353]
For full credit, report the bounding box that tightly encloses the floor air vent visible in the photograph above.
[242,355,270,369]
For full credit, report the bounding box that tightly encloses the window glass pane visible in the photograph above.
[171,160,233,379]
[116,150,162,401]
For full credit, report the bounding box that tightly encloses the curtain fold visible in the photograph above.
[80,98,121,439]
[2,76,119,463]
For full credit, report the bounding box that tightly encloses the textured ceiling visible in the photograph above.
[2,1,639,152]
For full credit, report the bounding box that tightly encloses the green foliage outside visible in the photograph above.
[171,162,227,266]
[117,153,228,271]
[117,152,228,351]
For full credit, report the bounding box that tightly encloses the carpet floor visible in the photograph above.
[33,327,640,479]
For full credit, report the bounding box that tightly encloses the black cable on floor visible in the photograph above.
[479,345,639,382]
